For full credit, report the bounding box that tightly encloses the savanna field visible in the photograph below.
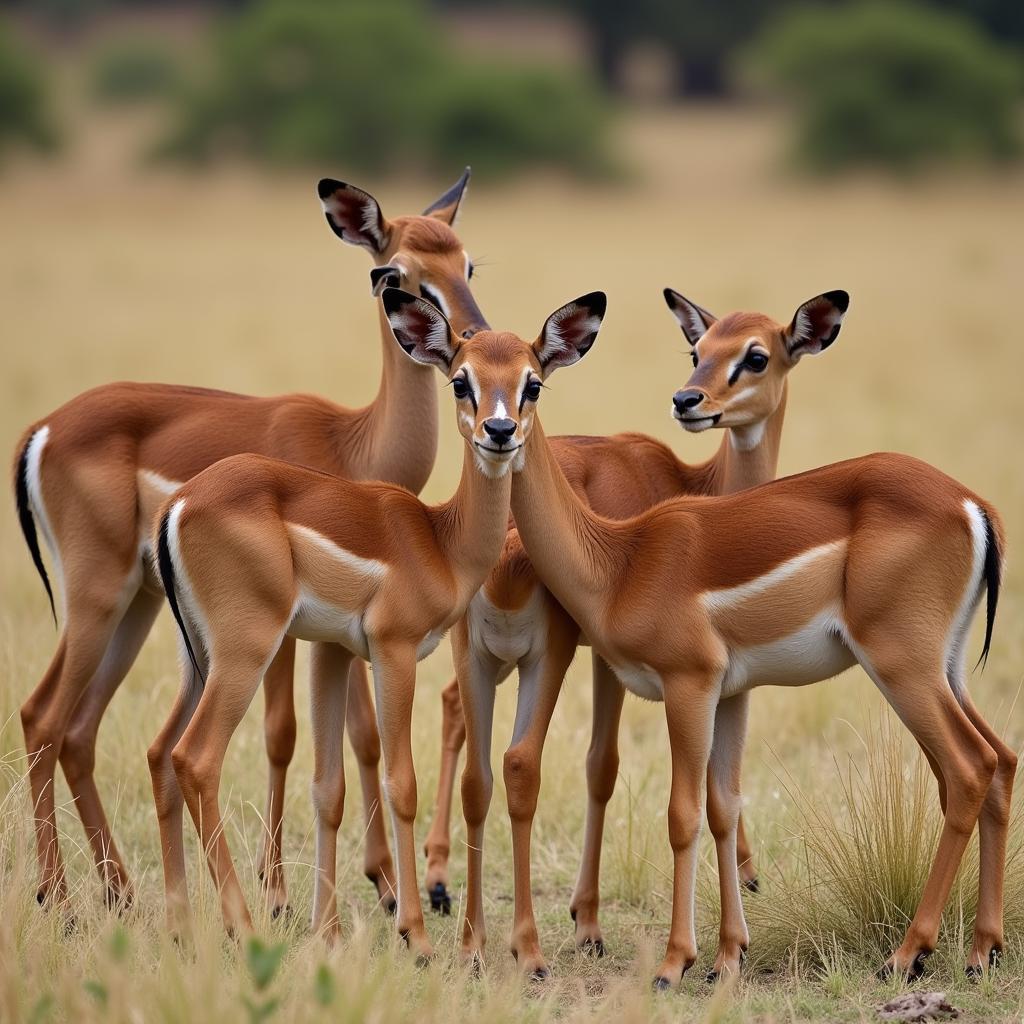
[1,104,1023,1023]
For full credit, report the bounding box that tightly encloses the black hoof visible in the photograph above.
[36,889,46,906]
[966,946,1002,979]
[742,877,760,894]
[652,976,673,992]
[578,937,606,958]
[706,970,719,984]
[415,954,432,970]
[529,967,550,983]
[428,881,451,915]
[909,952,928,980]
[385,897,397,916]
[270,903,292,922]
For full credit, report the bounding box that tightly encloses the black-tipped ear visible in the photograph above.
[318,179,390,254]
[534,291,606,375]
[422,167,471,226]
[663,288,717,347]
[784,290,850,360]
[369,263,403,297]
[382,287,458,370]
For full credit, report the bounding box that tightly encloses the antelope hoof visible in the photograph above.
[428,881,451,915]
[529,967,550,983]
[878,950,929,982]
[742,877,760,894]
[578,937,606,958]
[966,945,1002,980]
[270,903,292,922]
[367,872,397,915]
[652,976,674,992]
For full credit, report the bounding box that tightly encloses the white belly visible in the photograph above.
[721,610,856,697]
[468,587,548,667]
[609,661,664,701]
[289,590,372,661]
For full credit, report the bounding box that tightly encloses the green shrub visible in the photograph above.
[91,39,182,105]
[749,1,1023,173]
[160,0,612,178]
[0,19,58,158]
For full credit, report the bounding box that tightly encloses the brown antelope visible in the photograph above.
[441,288,845,972]
[499,294,1011,986]
[149,288,601,951]
[12,171,485,918]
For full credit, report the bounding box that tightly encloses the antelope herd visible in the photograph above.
[12,170,1013,988]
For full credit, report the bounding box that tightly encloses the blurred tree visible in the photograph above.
[0,17,58,159]
[750,2,1022,173]
[160,0,612,178]
[91,38,182,104]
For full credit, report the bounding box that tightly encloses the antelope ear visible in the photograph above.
[534,291,607,375]
[663,288,717,347]
[369,262,404,297]
[382,288,458,370]
[784,290,850,360]
[317,179,390,254]
[422,166,471,226]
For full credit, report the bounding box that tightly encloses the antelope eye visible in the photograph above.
[467,263,474,280]
[690,352,698,368]
[522,379,542,403]
[745,351,768,372]
[451,377,470,399]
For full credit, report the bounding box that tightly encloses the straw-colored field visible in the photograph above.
[1,107,1022,1022]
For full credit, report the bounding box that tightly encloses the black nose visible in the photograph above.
[673,389,705,414]
[483,417,516,446]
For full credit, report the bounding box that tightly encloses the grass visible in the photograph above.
[1,102,1023,1022]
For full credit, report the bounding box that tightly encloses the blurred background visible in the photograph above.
[1,3,1023,1014]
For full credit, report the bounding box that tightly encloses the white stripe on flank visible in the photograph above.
[287,523,389,579]
[25,425,65,617]
[702,541,847,612]
[139,469,183,496]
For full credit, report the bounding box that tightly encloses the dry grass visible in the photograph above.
[1,104,1023,1022]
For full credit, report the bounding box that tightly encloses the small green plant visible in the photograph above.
[242,936,287,1024]
[90,39,182,105]
[748,1,1023,173]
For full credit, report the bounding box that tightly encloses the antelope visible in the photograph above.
[501,294,1012,986]
[149,288,601,951]
[12,171,485,919]
[440,288,846,971]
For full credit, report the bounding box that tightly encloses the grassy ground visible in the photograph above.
[1,104,1023,1022]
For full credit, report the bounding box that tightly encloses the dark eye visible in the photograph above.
[420,283,443,310]
[744,351,768,372]
[467,263,474,280]
[451,377,469,399]
[690,352,698,368]
[522,379,542,403]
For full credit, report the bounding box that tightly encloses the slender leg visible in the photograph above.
[423,677,466,914]
[257,636,296,918]
[173,636,284,936]
[705,693,751,981]
[866,665,998,977]
[654,677,719,990]
[735,817,759,892]
[453,621,502,965]
[368,640,431,958]
[59,588,162,908]
[148,655,205,935]
[506,617,578,979]
[345,659,397,911]
[570,652,624,952]
[959,694,1017,975]
[22,583,133,909]
[308,642,353,941]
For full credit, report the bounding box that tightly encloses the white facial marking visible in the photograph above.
[494,398,508,419]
